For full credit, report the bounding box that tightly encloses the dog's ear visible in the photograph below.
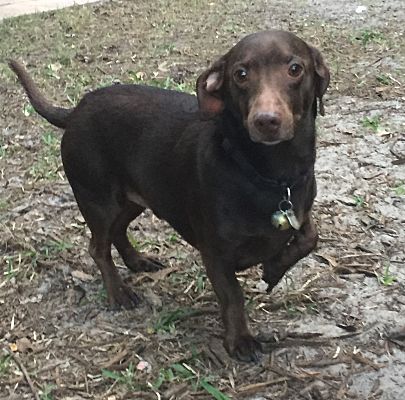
[196,57,226,118]
[310,46,330,116]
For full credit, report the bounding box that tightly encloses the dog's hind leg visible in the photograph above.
[111,203,165,273]
[70,186,140,309]
[89,231,140,309]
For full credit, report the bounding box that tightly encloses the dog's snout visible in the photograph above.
[254,112,281,134]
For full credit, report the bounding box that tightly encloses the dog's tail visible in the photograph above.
[9,60,72,129]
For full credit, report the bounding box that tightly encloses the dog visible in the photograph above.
[10,29,329,362]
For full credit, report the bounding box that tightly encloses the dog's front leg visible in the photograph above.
[202,254,262,362]
[263,213,318,291]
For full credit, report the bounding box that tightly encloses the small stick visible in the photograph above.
[237,377,289,393]
[6,349,40,400]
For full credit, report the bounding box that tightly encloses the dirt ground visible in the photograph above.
[0,0,404,399]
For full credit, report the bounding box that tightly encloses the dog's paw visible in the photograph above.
[225,334,263,363]
[262,263,284,292]
[109,283,140,310]
[124,254,165,273]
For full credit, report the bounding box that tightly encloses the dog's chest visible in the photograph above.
[217,182,305,235]
[213,182,311,266]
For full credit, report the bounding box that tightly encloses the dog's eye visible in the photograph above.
[234,68,248,83]
[288,63,303,78]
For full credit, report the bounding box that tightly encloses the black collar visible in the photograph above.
[221,137,312,191]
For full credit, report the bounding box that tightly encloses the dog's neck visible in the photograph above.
[220,109,316,188]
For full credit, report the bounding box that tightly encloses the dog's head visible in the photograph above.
[197,30,330,145]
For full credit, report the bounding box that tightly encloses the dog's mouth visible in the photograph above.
[258,139,282,146]
[248,132,282,146]
[246,120,294,145]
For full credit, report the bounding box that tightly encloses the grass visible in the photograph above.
[3,250,38,281]
[154,307,199,333]
[39,239,73,259]
[126,231,184,253]
[170,261,208,295]
[153,362,196,389]
[28,131,62,181]
[2,239,72,283]
[378,264,397,286]
[279,274,319,316]
[355,29,385,46]
[127,233,142,252]
[153,362,230,399]
[39,384,56,400]
[0,354,11,377]
[394,183,405,196]
[91,287,108,306]
[0,0,402,107]
[0,6,95,65]
[361,115,381,132]
[376,74,393,86]
[102,359,229,399]
[102,363,144,391]
[23,103,35,117]
[0,198,8,211]
[128,72,195,94]
[3,256,19,280]
[353,195,365,208]
[284,298,319,316]
[167,232,181,245]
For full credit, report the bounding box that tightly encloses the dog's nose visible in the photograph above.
[254,112,281,134]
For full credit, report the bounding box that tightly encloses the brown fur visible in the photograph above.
[10,30,329,361]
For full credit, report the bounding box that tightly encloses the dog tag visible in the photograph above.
[271,211,290,231]
[285,209,301,230]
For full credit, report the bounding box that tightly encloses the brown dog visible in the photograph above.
[10,30,329,362]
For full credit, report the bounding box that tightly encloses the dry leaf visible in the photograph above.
[16,337,33,353]
[71,270,94,282]
[9,343,18,352]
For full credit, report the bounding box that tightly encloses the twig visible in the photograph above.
[390,140,405,165]
[237,377,289,393]
[351,353,385,371]
[367,56,385,67]
[339,104,397,115]
[37,360,66,374]
[337,357,355,398]
[296,358,347,368]
[100,347,129,369]
[6,350,40,400]
[387,338,405,350]
[102,378,118,398]
[96,65,108,75]
[268,364,306,382]
[340,253,379,260]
